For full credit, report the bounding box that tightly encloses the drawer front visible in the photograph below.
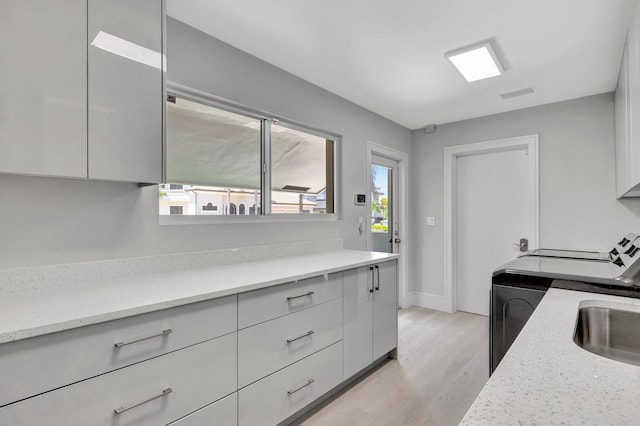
[0,295,236,407]
[239,341,343,426]
[0,333,237,426]
[238,298,343,388]
[168,393,237,426]
[238,272,343,329]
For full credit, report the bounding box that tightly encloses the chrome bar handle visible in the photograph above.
[287,379,315,395]
[286,330,314,343]
[287,291,315,301]
[375,265,380,291]
[114,329,172,348]
[369,266,374,293]
[114,387,172,415]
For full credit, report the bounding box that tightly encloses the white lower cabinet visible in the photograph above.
[168,393,238,426]
[238,298,343,388]
[0,260,398,425]
[343,261,398,379]
[0,295,237,407]
[238,341,343,426]
[238,273,343,329]
[0,333,237,426]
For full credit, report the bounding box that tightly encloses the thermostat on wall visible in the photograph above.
[354,193,366,205]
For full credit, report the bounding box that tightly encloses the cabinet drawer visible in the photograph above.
[0,295,236,406]
[238,298,343,387]
[238,272,342,329]
[0,333,237,426]
[168,393,237,426]
[239,341,343,426]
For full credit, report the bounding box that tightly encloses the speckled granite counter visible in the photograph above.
[0,249,397,344]
[461,287,640,425]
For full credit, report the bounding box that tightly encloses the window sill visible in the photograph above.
[159,213,340,226]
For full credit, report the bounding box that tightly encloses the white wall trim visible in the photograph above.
[443,134,540,313]
[408,291,451,312]
[366,141,410,308]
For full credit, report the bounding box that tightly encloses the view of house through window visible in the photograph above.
[160,93,336,217]
[271,123,334,214]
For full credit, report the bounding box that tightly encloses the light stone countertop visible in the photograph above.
[461,287,640,425]
[0,249,397,344]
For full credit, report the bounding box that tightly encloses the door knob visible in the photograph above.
[513,238,528,252]
[394,238,401,244]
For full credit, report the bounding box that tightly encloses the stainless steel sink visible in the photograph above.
[574,306,640,367]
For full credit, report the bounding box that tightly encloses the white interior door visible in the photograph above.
[455,146,536,316]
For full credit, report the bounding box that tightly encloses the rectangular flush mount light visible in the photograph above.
[91,31,164,70]
[445,40,504,82]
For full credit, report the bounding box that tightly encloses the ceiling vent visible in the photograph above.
[500,88,535,99]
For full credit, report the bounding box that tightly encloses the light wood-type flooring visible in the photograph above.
[298,306,489,426]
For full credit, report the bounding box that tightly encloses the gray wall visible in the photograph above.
[0,18,411,269]
[410,92,640,299]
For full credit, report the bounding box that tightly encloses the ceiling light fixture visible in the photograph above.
[445,40,504,82]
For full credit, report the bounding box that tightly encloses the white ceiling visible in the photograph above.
[167,0,634,130]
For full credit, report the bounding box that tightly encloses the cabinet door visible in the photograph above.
[628,0,640,189]
[373,261,398,359]
[343,267,373,379]
[88,0,163,183]
[615,40,631,197]
[0,0,87,178]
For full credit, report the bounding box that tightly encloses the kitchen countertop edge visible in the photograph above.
[0,250,398,344]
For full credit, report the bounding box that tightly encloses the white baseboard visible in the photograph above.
[408,291,453,313]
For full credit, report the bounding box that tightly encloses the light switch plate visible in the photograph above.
[426,216,436,226]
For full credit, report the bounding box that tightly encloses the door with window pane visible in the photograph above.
[371,155,399,254]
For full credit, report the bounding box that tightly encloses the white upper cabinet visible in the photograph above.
[0,0,164,184]
[88,0,164,183]
[616,0,640,197]
[0,0,87,178]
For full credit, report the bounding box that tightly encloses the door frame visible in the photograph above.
[366,141,409,308]
[444,134,539,313]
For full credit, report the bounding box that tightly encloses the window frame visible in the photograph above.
[161,82,341,225]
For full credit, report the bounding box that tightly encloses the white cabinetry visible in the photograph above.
[0,295,236,406]
[0,0,164,183]
[0,334,237,426]
[238,298,343,387]
[615,0,640,197]
[343,261,398,379]
[237,273,344,425]
[238,273,343,329]
[168,393,238,426]
[239,342,343,426]
[0,0,87,178]
[0,256,398,425]
[88,0,164,183]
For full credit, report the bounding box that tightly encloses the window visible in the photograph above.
[270,122,335,214]
[202,202,217,211]
[169,205,183,215]
[160,91,338,218]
